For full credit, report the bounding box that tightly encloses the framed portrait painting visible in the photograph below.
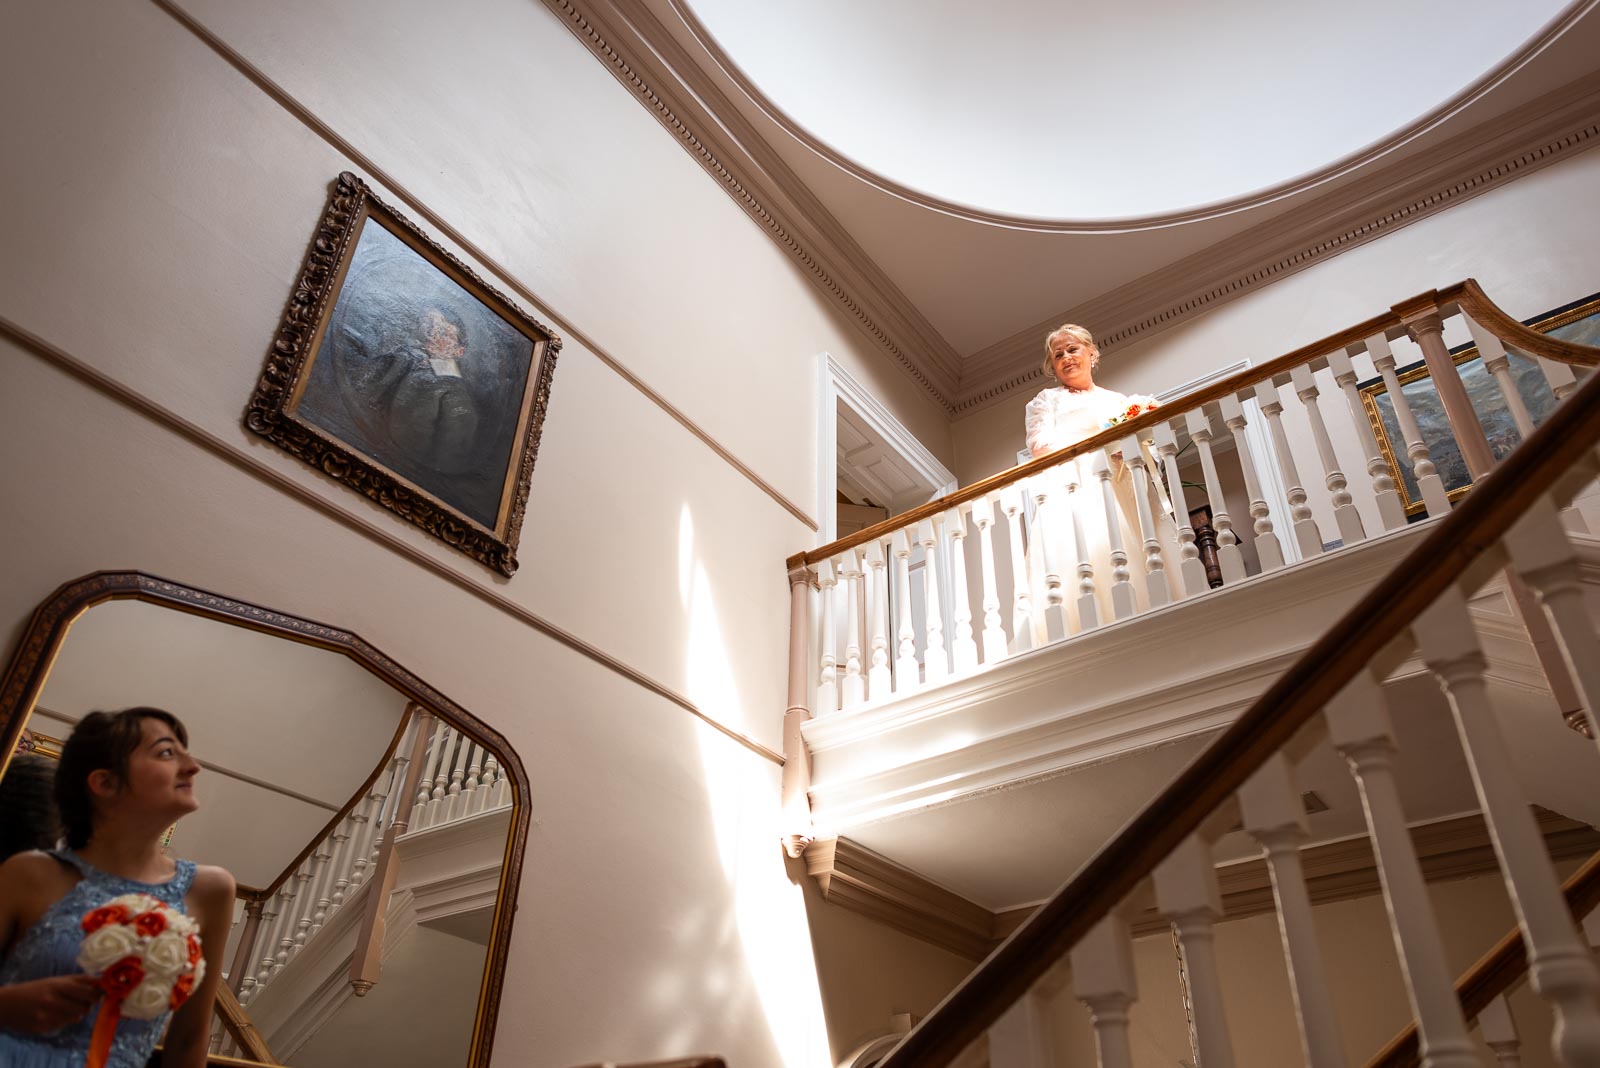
[246,173,560,575]
[1359,291,1599,518]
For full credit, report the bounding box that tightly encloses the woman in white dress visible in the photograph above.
[1024,324,1182,623]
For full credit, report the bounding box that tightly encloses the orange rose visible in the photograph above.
[1125,404,1142,419]
[81,904,130,934]
[133,910,168,938]
[100,957,145,999]
[187,935,203,965]
[169,972,197,1010]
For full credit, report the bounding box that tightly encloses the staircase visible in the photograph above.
[780,281,1600,1067]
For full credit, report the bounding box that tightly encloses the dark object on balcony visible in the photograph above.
[1189,505,1224,588]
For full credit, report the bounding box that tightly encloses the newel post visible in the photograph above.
[349,706,430,997]
[783,562,816,858]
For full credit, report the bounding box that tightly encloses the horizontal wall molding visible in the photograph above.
[0,316,784,767]
[150,0,816,532]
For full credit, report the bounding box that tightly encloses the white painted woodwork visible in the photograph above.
[1417,588,1600,1065]
[864,539,893,700]
[947,508,980,673]
[1537,355,1579,402]
[1220,392,1287,571]
[841,550,867,707]
[998,485,1035,654]
[1465,314,1537,440]
[1154,836,1238,1068]
[1120,433,1170,608]
[1291,363,1367,547]
[1027,473,1070,641]
[1184,409,1248,583]
[1479,995,1525,1068]
[1089,449,1137,620]
[1504,498,1600,744]
[892,529,922,689]
[916,517,950,683]
[1239,754,1348,1068]
[1367,333,1452,518]
[989,990,1053,1068]
[1069,915,1139,1068]
[971,496,1009,665]
[1255,379,1324,557]
[1060,458,1102,631]
[1153,420,1207,598]
[1327,347,1408,530]
[817,559,841,715]
[1325,670,1478,1068]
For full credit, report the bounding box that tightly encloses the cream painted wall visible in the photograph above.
[0,0,957,1065]
[951,144,1600,505]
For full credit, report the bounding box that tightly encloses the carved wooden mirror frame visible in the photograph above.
[0,571,529,1068]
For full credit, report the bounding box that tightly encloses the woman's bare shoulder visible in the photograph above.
[188,864,236,902]
[0,850,66,886]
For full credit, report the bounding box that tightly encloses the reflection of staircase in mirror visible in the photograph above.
[212,714,512,1063]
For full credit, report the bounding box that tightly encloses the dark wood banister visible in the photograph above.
[788,278,1600,572]
[874,292,1600,1068]
[212,983,280,1064]
[1364,848,1600,1068]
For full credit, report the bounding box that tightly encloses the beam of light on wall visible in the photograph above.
[679,504,831,1068]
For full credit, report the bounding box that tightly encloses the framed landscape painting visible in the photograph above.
[1359,292,1599,517]
[246,173,560,575]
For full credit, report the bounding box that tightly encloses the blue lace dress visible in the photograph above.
[0,849,196,1068]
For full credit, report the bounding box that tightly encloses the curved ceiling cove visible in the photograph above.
[684,0,1577,224]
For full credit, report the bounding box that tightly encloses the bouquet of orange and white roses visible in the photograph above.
[77,893,205,1067]
[1101,393,1160,429]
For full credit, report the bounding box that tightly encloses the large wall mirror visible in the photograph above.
[0,573,528,1067]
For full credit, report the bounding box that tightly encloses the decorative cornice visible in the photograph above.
[956,74,1600,413]
[540,0,963,413]
[821,810,1600,961]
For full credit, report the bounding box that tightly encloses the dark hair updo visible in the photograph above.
[55,707,188,850]
[0,754,62,860]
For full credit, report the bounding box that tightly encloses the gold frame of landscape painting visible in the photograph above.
[245,172,561,577]
[1360,292,1600,517]
[0,571,531,1068]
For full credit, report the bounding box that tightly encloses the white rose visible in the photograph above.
[77,925,141,973]
[165,912,199,938]
[143,931,189,979]
[190,954,206,987]
[121,977,172,1021]
[107,893,160,913]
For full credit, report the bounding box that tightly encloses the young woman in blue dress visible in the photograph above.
[0,708,236,1068]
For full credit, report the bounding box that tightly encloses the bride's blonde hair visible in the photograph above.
[1043,323,1099,377]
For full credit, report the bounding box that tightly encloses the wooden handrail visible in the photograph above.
[874,299,1600,1067]
[1364,847,1600,1068]
[788,278,1594,571]
[213,982,280,1064]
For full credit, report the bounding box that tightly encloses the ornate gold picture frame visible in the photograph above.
[245,173,560,576]
[1360,292,1600,517]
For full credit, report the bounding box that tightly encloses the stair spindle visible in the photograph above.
[1152,420,1207,598]
[840,550,866,707]
[1254,379,1323,558]
[1479,995,1525,1068]
[1026,474,1070,640]
[1069,915,1140,1068]
[864,538,893,698]
[1120,432,1170,608]
[1290,364,1367,546]
[998,485,1035,653]
[816,559,840,714]
[1184,409,1248,583]
[969,496,1009,664]
[1059,458,1100,630]
[891,529,922,689]
[946,507,979,673]
[1219,393,1286,571]
[1154,836,1238,1068]
[916,517,949,683]
[1327,347,1408,530]
[1088,449,1136,620]
[1366,333,1451,518]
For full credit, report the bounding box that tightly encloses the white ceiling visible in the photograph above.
[594,0,1600,409]
[685,0,1570,222]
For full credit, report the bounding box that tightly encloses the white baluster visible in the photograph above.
[1069,915,1139,1068]
[998,485,1035,653]
[251,891,283,995]
[891,529,921,690]
[840,550,866,708]
[1088,449,1136,620]
[946,507,979,673]
[1060,458,1100,630]
[289,858,316,956]
[1255,379,1323,558]
[1464,314,1536,441]
[1417,588,1600,1065]
[1480,995,1524,1067]
[345,795,376,893]
[863,539,892,698]
[816,559,840,714]
[323,816,355,921]
[1184,409,1247,583]
[483,752,510,809]
[1327,346,1408,530]
[443,733,472,823]
[1154,836,1238,1068]
[1027,474,1070,641]
[1219,393,1286,571]
[1367,333,1451,518]
[273,876,299,973]
[1504,498,1600,746]
[463,742,485,815]
[1152,419,1207,598]
[970,496,1009,664]
[1291,364,1367,547]
[1240,754,1348,1068]
[916,517,949,683]
[1326,669,1478,1068]
[1120,432,1170,608]
[1536,354,1578,403]
[409,722,442,829]
[306,837,336,937]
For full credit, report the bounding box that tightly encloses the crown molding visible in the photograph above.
[955,73,1600,414]
[539,0,963,412]
[818,810,1600,962]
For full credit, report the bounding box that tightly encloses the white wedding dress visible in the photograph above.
[1023,386,1183,627]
